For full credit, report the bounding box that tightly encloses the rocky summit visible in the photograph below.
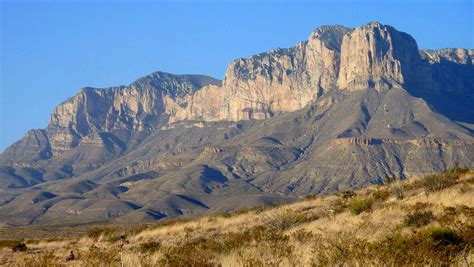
[1,22,473,226]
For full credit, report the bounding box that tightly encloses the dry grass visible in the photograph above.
[1,168,473,266]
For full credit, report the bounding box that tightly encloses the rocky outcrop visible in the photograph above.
[168,25,352,122]
[4,22,474,163]
[1,21,474,226]
[337,22,420,90]
[46,73,220,155]
[417,48,474,96]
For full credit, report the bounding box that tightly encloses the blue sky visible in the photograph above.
[1,0,473,152]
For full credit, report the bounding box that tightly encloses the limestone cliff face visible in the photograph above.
[3,22,473,162]
[337,22,420,90]
[168,25,352,122]
[417,48,474,96]
[47,72,220,154]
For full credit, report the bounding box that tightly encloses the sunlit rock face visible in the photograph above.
[1,22,473,226]
[169,25,352,122]
[337,22,420,90]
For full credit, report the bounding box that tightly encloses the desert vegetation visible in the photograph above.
[0,167,473,266]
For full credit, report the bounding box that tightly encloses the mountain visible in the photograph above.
[0,22,473,226]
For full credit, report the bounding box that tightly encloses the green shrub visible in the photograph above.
[348,197,373,215]
[404,211,435,227]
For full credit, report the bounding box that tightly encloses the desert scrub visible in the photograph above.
[262,210,307,231]
[311,232,370,266]
[87,227,118,240]
[82,244,120,266]
[17,251,61,267]
[371,228,466,265]
[336,190,356,199]
[420,166,468,193]
[329,197,348,214]
[403,210,435,227]
[11,242,27,252]
[371,188,391,202]
[0,240,22,250]
[237,229,295,266]
[348,197,373,215]
[390,182,405,199]
[137,240,161,253]
[291,229,314,243]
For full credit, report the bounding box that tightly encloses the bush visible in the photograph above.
[329,198,347,214]
[12,242,27,252]
[420,167,468,193]
[87,227,118,240]
[337,190,356,199]
[404,211,435,227]
[348,197,373,215]
[371,188,391,201]
[82,245,120,266]
[390,183,405,199]
[263,210,307,231]
[0,240,20,249]
[138,240,161,253]
[291,229,314,243]
[428,227,463,249]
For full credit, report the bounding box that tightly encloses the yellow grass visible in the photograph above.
[1,169,473,266]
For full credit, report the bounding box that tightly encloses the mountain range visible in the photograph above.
[1,21,473,226]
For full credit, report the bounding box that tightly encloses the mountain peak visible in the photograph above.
[337,21,420,90]
[309,25,353,51]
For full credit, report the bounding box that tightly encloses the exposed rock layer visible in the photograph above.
[0,22,473,226]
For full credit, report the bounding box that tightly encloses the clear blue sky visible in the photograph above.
[1,0,473,152]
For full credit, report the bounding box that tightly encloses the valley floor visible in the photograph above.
[1,168,473,266]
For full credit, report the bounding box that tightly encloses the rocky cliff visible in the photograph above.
[0,22,473,226]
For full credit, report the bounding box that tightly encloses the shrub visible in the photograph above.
[305,194,318,200]
[428,227,463,249]
[20,251,60,267]
[82,245,120,266]
[138,240,161,253]
[421,174,458,192]
[404,211,435,227]
[262,210,307,231]
[420,167,468,193]
[382,174,399,185]
[291,229,314,243]
[348,197,373,215]
[12,242,27,252]
[337,190,356,199]
[87,227,118,240]
[329,198,347,214]
[238,229,295,266]
[371,188,391,202]
[390,182,405,199]
[0,240,21,249]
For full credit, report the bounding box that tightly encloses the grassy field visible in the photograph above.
[1,167,473,266]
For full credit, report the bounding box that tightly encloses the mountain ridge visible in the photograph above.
[0,21,473,226]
